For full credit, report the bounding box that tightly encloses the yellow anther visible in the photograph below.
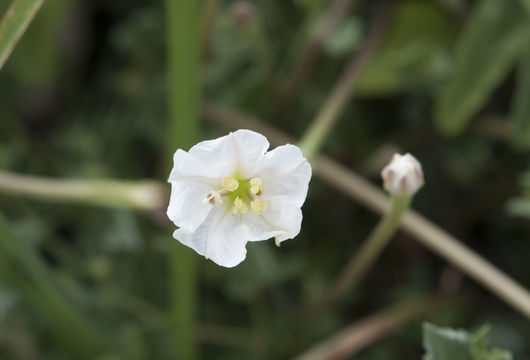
[222,176,239,191]
[250,199,267,215]
[250,177,264,195]
[232,196,248,215]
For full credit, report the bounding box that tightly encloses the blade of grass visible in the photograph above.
[0,213,110,359]
[0,0,44,70]
[166,0,200,359]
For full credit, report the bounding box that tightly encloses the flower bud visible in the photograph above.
[381,153,424,196]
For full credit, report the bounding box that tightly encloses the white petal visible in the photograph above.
[247,200,303,245]
[254,145,312,208]
[173,207,252,268]
[243,212,287,241]
[176,134,237,180]
[168,149,187,181]
[230,129,269,176]
[176,129,269,180]
[167,179,212,232]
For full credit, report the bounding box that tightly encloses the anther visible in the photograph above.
[232,196,248,215]
[222,176,239,191]
[204,191,223,205]
[250,177,264,196]
[250,199,267,215]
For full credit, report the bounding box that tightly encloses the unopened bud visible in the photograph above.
[381,153,424,196]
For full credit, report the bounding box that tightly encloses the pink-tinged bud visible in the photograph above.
[381,153,424,196]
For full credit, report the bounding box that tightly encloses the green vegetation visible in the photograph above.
[0,0,529,358]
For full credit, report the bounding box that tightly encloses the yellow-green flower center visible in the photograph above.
[205,175,267,215]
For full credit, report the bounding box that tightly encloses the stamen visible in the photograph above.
[250,199,267,215]
[250,177,264,196]
[204,191,223,205]
[222,176,239,191]
[232,196,248,215]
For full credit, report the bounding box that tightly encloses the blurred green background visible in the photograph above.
[1,0,530,358]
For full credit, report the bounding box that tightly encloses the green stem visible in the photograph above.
[313,195,411,312]
[297,2,390,160]
[166,0,200,359]
[0,170,165,210]
[0,0,44,70]
[0,214,110,358]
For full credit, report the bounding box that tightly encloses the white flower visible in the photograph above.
[381,153,424,196]
[167,129,312,268]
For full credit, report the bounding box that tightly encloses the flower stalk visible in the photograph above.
[314,195,411,312]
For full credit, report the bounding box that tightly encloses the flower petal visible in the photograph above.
[173,207,252,268]
[230,129,269,176]
[243,212,287,241]
[175,129,269,180]
[167,179,212,232]
[168,149,187,181]
[255,144,312,208]
[246,200,303,245]
[167,149,215,231]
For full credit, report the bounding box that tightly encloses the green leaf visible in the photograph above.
[471,326,512,360]
[510,47,530,149]
[0,0,45,71]
[423,323,471,360]
[423,323,513,360]
[435,0,530,135]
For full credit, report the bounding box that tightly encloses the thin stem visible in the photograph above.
[166,0,200,359]
[276,0,357,111]
[0,0,44,70]
[199,0,220,57]
[202,103,530,320]
[0,170,166,210]
[297,1,391,160]
[312,195,411,313]
[292,295,442,360]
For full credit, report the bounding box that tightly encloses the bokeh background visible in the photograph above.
[1,0,530,358]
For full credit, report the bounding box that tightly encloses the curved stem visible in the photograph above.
[276,0,357,111]
[297,1,391,159]
[312,195,411,313]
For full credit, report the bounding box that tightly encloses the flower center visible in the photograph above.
[204,175,267,215]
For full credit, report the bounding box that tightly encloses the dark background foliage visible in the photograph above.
[1,0,530,358]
